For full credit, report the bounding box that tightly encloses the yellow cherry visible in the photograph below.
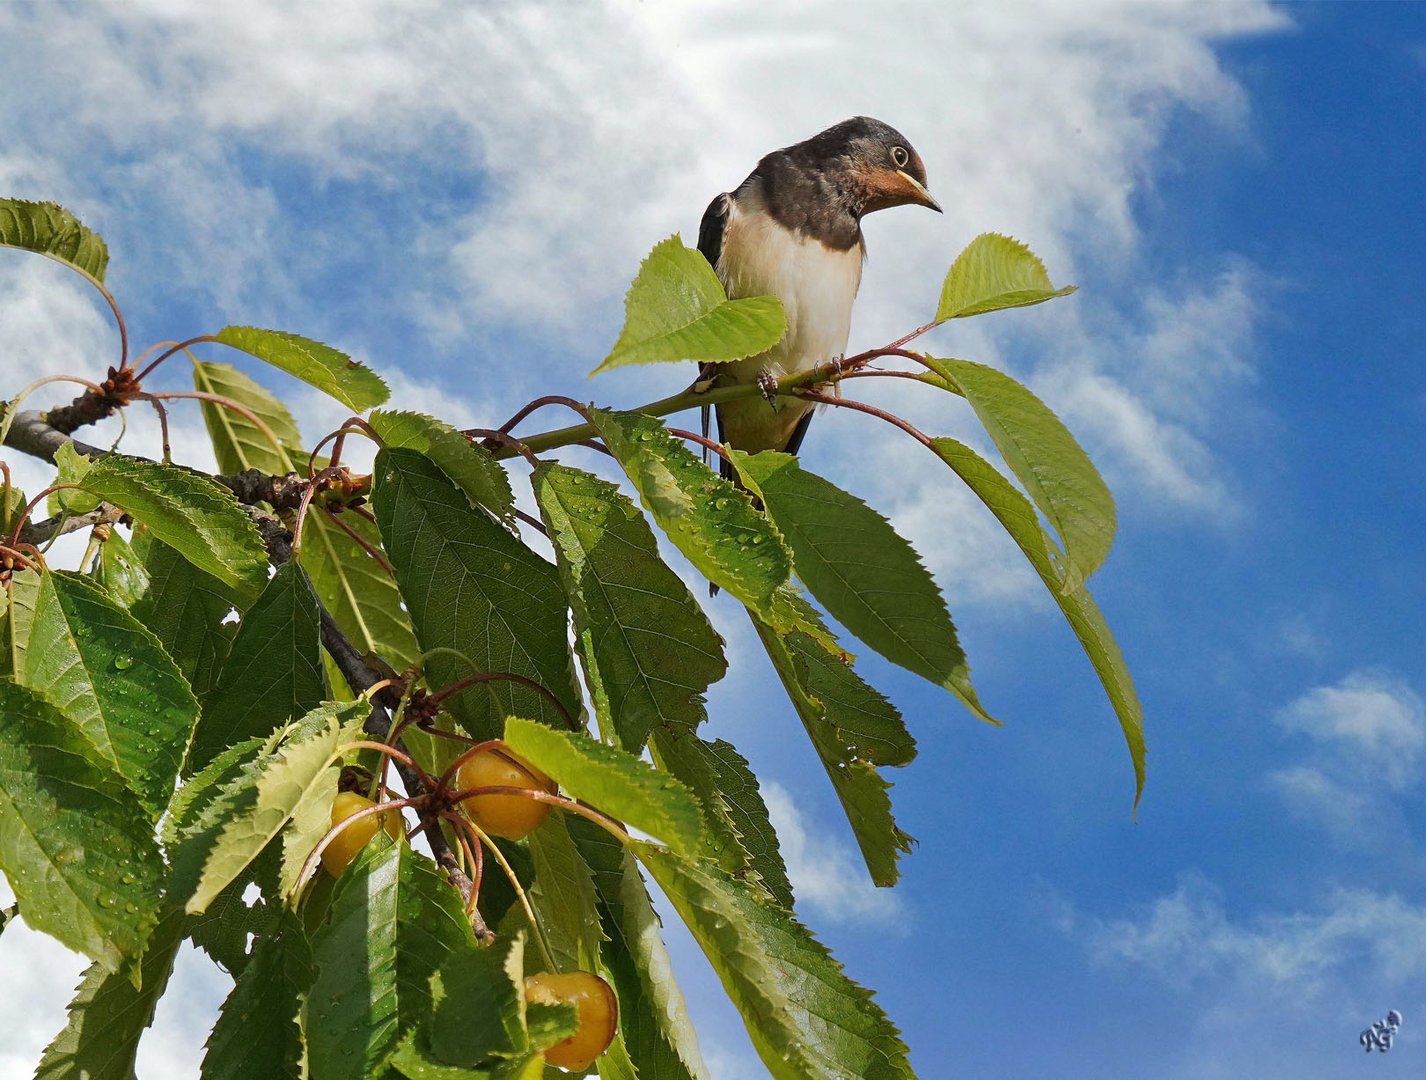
[320,790,404,877]
[525,970,618,1071]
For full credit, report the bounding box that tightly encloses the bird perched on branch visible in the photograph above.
[697,116,941,474]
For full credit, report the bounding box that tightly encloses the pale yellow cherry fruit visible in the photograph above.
[454,748,557,840]
[320,790,404,877]
[524,970,619,1071]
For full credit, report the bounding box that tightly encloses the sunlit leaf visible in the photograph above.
[638,844,912,1079]
[369,410,516,528]
[23,570,199,820]
[78,456,268,601]
[593,234,785,373]
[371,448,581,737]
[0,197,108,283]
[186,700,361,913]
[532,462,726,751]
[192,359,304,476]
[215,325,389,412]
[503,716,703,855]
[926,357,1114,591]
[588,409,790,615]
[737,450,991,722]
[304,839,480,1079]
[0,679,163,970]
[935,232,1075,321]
[649,725,793,907]
[753,621,916,887]
[931,436,1145,805]
[568,818,709,1080]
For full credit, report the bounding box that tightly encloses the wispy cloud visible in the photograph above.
[762,782,907,928]
[1266,670,1426,838]
[1073,873,1426,991]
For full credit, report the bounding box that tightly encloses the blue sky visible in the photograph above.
[2,2,1424,1077]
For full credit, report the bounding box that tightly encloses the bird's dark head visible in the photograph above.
[795,116,941,217]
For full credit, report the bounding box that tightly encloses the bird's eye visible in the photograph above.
[890,146,909,168]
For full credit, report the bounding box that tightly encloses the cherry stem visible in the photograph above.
[436,738,510,791]
[667,426,729,463]
[291,796,419,897]
[134,334,219,382]
[466,815,559,972]
[428,671,574,729]
[796,390,935,448]
[336,739,436,789]
[464,427,540,469]
[322,505,395,576]
[448,785,631,845]
[94,280,130,372]
[5,484,82,548]
[142,390,287,454]
[497,394,591,435]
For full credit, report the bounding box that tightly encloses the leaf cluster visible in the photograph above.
[0,200,1143,1077]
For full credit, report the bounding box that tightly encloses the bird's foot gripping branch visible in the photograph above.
[0,197,1141,1078]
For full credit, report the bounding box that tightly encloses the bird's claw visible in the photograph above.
[757,368,779,404]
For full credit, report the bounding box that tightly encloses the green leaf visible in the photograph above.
[22,570,199,820]
[306,508,422,683]
[187,561,327,773]
[215,325,390,412]
[934,232,1076,321]
[185,361,422,683]
[0,679,163,970]
[567,817,709,1080]
[423,933,528,1066]
[90,528,150,608]
[753,621,916,887]
[593,234,786,374]
[533,462,726,752]
[186,700,360,913]
[0,198,108,283]
[503,716,703,855]
[0,567,40,678]
[931,436,1145,806]
[304,839,480,1079]
[192,359,305,476]
[649,726,793,908]
[587,409,791,614]
[131,537,236,699]
[201,909,311,1080]
[33,906,185,1080]
[527,815,605,975]
[370,410,517,528]
[78,456,269,601]
[371,448,581,737]
[926,357,1115,591]
[51,441,102,514]
[736,450,992,722]
[637,844,912,1079]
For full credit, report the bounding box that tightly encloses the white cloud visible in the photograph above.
[1277,671,1425,782]
[0,1,1291,531]
[1265,670,1426,838]
[1072,872,1426,993]
[762,781,906,927]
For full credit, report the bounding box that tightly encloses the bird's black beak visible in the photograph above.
[896,169,942,213]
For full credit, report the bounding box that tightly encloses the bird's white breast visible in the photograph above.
[717,190,865,383]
